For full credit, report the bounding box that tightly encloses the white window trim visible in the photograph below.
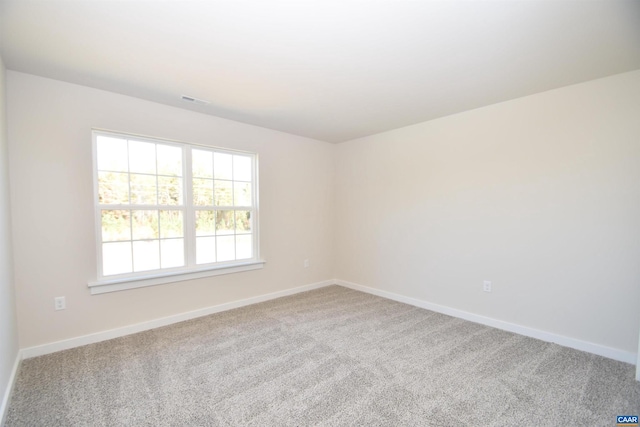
[88,260,266,294]
[89,129,263,294]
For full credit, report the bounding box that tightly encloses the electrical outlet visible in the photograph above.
[483,281,492,293]
[304,259,310,268]
[54,296,66,311]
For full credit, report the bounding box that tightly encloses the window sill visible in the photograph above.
[88,260,266,295]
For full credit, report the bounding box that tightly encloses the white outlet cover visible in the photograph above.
[54,296,66,310]
[483,281,492,292]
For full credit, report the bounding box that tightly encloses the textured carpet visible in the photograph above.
[5,285,640,426]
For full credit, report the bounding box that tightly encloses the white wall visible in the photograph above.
[7,71,335,349]
[5,67,640,360]
[335,70,640,354]
[0,57,19,420]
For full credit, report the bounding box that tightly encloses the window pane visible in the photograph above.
[132,210,159,240]
[98,172,130,205]
[157,145,182,176]
[236,235,252,260]
[234,182,251,207]
[217,235,235,262]
[158,176,182,205]
[103,242,132,275]
[214,152,232,180]
[161,238,184,268]
[130,174,157,205]
[233,155,252,181]
[214,180,233,206]
[129,140,156,174]
[160,210,183,238]
[235,210,251,233]
[96,132,258,280]
[133,240,160,272]
[196,236,216,264]
[216,210,234,235]
[192,149,213,178]
[97,136,128,172]
[101,210,131,242]
[195,210,215,236]
[193,178,213,206]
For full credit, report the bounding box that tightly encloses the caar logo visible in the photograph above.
[617,415,639,426]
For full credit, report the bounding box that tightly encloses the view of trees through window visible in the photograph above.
[95,132,256,277]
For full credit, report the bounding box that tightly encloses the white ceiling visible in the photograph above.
[1,1,639,143]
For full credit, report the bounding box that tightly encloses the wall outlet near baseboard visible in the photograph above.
[54,296,66,310]
[304,259,310,268]
[483,281,492,293]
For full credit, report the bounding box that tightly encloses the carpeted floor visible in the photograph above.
[5,285,640,426]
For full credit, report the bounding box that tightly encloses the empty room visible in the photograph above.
[1,0,639,425]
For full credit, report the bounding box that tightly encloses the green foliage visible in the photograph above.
[101,210,130,241]
[235,210,251,232]
[195,210,216,236]
[98,172,129,204]
[160,211,183,238]
[99,172,182,206]
[99,161,250,245]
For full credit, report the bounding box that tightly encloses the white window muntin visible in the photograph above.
[92,129,260,287]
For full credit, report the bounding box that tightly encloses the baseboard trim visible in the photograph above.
[0,351,21,426]
[336,279,637,365]
[20,278,636,367]
[21,280,335,359]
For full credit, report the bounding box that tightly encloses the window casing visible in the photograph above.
[90,130,262,294]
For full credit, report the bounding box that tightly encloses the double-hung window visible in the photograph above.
[90,130,262,294]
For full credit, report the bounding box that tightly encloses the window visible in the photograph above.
[90,130,262,294]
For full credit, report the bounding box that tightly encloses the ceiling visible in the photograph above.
[1,1,639,143]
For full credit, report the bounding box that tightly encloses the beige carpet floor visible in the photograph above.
[5,285,640,426]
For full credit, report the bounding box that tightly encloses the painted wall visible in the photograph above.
[6,67,640,359]
[335,70,640,354]
[0,57,19,419]
[7,71,335,349]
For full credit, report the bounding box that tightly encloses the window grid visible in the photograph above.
[94,130,258,280]
[97,138,187,276]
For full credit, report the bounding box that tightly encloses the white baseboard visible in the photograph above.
[20,278,636,368]
[21,280,335,359]
[0,351,21,426]
[336,279,637,365]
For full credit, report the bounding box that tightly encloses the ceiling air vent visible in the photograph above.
[181,95,210,105]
